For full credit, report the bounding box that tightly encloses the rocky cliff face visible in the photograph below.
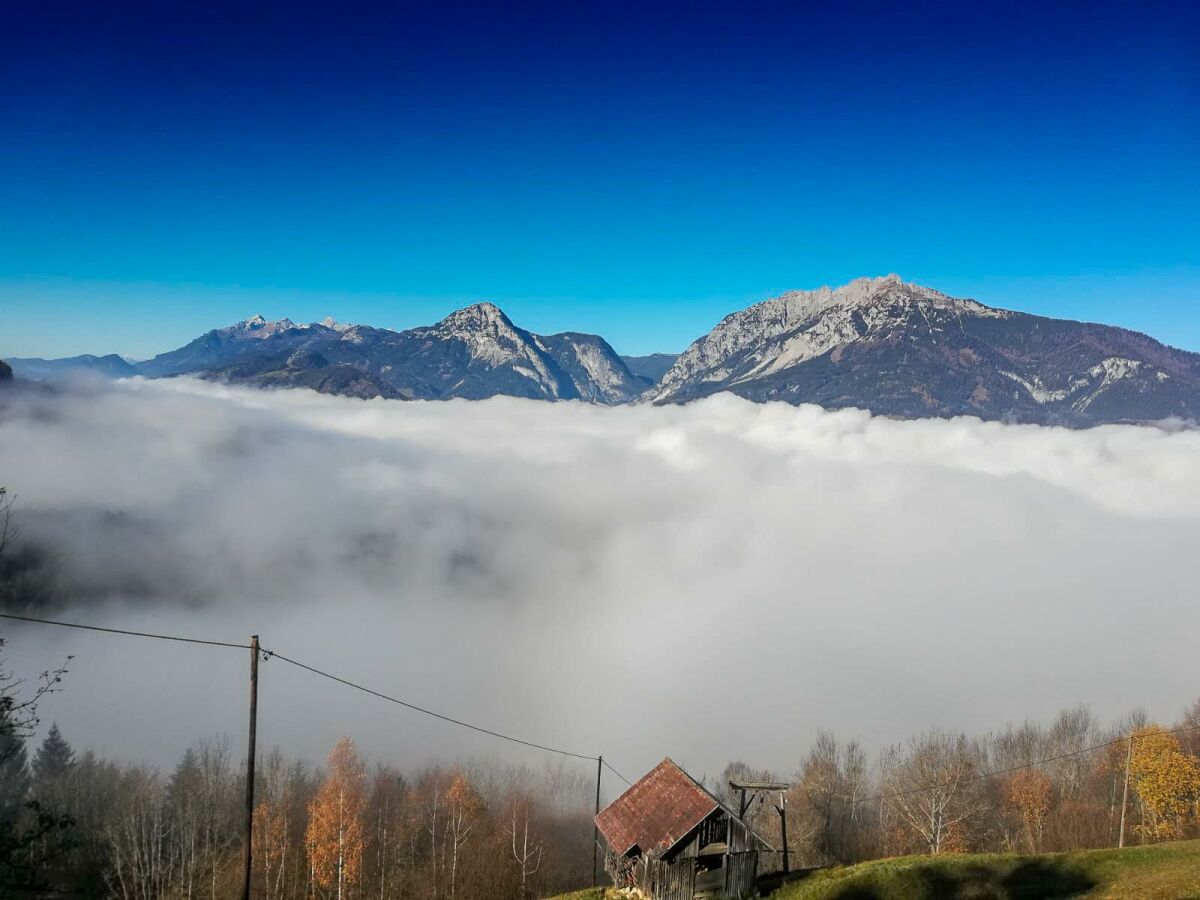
[538,332,653,403]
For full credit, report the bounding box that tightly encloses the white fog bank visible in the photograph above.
[1,378,1197,784]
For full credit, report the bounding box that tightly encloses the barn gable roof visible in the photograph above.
[594,758,720,857]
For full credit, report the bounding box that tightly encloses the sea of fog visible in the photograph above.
[1,377,1197,792]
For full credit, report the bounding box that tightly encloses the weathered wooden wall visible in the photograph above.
[727,815,760,853]
[645,857,695,900]
[645,850,758,900]
[723,851,758,898]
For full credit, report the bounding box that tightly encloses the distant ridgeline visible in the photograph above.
[9,276,1200,426]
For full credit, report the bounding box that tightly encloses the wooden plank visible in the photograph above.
[728,780,790,791]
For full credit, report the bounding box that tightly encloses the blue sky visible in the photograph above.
[2,0,1198,359]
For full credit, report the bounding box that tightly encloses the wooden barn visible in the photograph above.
[594,758,772,900]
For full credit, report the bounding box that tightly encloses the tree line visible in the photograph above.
[2,705,595,899]
[716,702,1200,871]
[5,656,1197,899]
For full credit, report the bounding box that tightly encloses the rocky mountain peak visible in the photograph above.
[769,275,999,321]
[643,276,1200,424]
[229,315,297,340]
[319,316,351,332]
[434,302,513,334]
[645,276,1021,404]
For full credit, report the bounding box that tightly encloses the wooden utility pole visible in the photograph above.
[777,791,789,874]
[242,635,260,900]
[1118,730,1133,848]
[593,755,603,887]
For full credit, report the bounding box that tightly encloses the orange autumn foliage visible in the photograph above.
[446,770,484,820]
[1004,769,1052,851]
[306,737,368,898]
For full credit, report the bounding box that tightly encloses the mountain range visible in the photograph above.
[7,275,1200,426]
[10,304,655,404]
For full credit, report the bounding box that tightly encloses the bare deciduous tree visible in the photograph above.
[880,731,988,854]
[505,796,543,900]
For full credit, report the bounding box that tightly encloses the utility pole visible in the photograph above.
[777,791,789,875]
[1118,730,1133,849]
[593,755,603,887]
[242,635,260,900]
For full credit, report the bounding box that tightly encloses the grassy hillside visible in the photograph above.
[767,840,1200,900]
[551,840,1200,900]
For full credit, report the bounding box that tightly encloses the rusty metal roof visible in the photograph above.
[594,758,719,857]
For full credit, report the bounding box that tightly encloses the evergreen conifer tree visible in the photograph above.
[32,723,75,783]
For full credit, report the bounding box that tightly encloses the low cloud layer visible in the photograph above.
[1,379,1198,786]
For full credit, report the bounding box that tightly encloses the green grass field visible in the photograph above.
[550,839,1200,900]
[766,839,1200,900]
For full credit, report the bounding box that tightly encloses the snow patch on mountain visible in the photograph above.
[1089,357,1143,383]
[1000,371,1080,404]
[1075,358,1144,411]
[1002,357,1151,409]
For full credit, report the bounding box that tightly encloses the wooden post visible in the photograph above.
[778,792,789,874]
[1118,730,1133,848]
[593,755,603,888]
[242,635,260,900]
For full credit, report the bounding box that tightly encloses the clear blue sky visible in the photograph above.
[2,0,1198,359]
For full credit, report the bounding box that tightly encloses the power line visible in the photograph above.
[9,611,1197,806]
[604,763,633,787]
[263,648,599,762]
[0,611,251,649]
[1,611,605,763]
